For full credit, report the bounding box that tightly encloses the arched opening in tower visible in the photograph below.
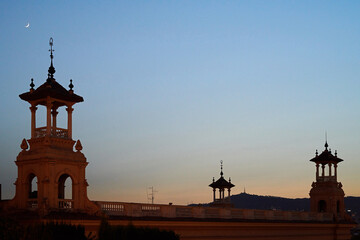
[318,200,327,212]
[58,174,73,200]
[28,173,38,199]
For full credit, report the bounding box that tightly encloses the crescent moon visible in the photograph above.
[25,23,30,28]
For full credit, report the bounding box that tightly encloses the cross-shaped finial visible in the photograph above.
[47,37,56,81]
[49,37,54,59]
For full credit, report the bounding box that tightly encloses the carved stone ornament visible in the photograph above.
[20,138,28,151]
[75,140,83,152]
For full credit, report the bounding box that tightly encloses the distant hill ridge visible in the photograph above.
[229,193,360,213]
[230,193,309,211]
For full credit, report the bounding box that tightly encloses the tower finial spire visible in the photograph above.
[69,79,74,93]
[47,37,56,82]
[30,78,35,92]
[220,160,223,177]
[325,131,328,150]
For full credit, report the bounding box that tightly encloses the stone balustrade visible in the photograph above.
[53,128,68,138]
[58,199,73,209]
[317,176,336,182]
[94,201,333,222]
[34,127,68,138]
[34,127,47,138]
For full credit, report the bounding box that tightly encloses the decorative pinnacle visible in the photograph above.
[49,38,54,58]
[20,138,28,151]
[75,140,83,152]
[69,79,74,91]
[220,160,223,177]
[315,149,318,156]
[47,37,56,82]
[324,132,328,150]
[335,150,337,157]
[30,78,35,91]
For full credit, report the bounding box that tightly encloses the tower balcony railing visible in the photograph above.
[317,176,336,182]
[34,127,69,139]
[58,199,73,209]
[53,128,68,138]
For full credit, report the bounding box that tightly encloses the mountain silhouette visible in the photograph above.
[192,193,360,222]
[230,193,309,211]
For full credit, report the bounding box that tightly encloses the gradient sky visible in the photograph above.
[0,1,360,205]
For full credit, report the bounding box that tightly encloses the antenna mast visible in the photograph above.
[147,187,157,204]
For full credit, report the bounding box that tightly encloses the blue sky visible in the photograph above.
[0,1,360,204]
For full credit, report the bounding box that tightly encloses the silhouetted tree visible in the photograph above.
[0,217,92,240]
[23,222,88,240]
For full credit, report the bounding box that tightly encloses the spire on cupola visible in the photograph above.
[324,132,328,150]
[47,37,56,82]
[220,160,224,177]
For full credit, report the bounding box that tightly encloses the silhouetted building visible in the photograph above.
[309,141,345,219]
[209,161,234,207]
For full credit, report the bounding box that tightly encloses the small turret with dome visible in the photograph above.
[209,161,235,207]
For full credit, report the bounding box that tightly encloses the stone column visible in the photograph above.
[66,106,74,139]
[334,164,338,181]
[321,164,325,178]
[213,188,216,201]
[46,99,52,136]
[51,108,58,135]
[30,105,37,138]
[316,163,319,181]
[328,163,332,178]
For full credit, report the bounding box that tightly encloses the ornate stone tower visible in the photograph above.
[309,141,345,218]
[209,161,235,207]
[11,38,98,214]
